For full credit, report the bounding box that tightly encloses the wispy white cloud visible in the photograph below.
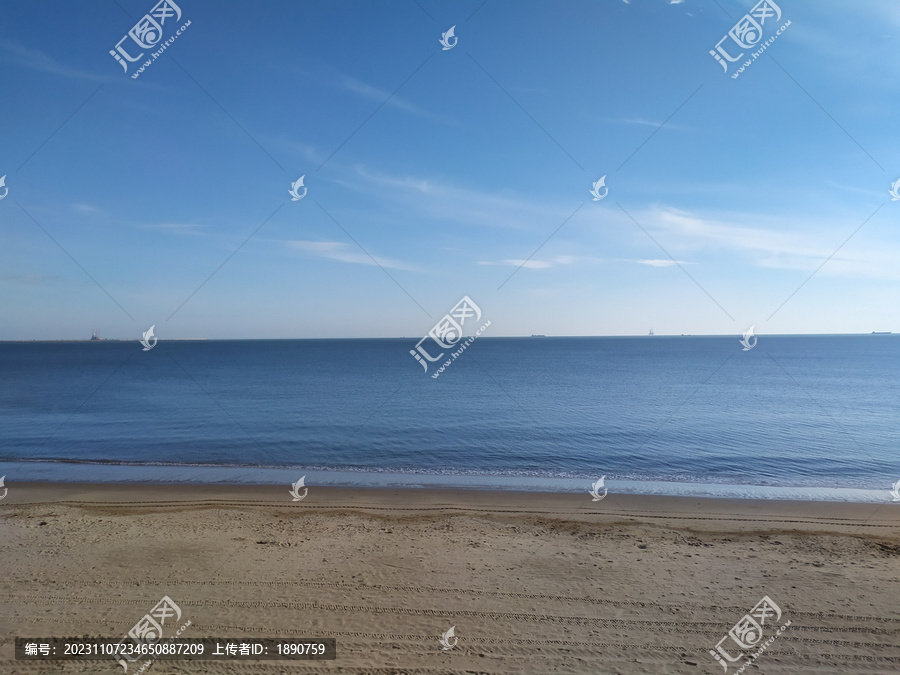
[634,258,693,267]
[0,40,111,83]
[643,206,900,279]
[485,259,553,269]
[72,203,102,214]
[478,255,591,269]
[345,166,571,232]
[287,240,416,271]
[341,76,454,124]
[622,117,689,132]
[263,137,322,165]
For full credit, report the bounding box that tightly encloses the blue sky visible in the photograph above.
[1,0,898,339]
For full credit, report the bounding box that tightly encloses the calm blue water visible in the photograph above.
[1,336,898,500]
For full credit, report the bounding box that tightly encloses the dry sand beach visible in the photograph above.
[1,483,899,674]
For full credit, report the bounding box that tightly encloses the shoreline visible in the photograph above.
[0,463,894,502]
[3,481,898,525]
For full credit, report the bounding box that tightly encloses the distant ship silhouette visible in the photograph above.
[90,330,102,341]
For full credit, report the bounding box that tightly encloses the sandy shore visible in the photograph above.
[1,482,899,674]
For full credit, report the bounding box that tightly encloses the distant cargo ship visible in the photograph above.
[871,331,891,335]
[530,334,546,338]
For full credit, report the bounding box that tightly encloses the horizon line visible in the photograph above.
[0,331,894,343]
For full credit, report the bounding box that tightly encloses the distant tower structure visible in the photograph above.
[649,328,654,336]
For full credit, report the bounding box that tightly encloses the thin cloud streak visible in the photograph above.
[622,117,690,132]
[287,240,419,272]
[635,258,694,267]
[341,76,454,124]
[0,40,113,83]
[645,206,900,279]
[344,166,573,232]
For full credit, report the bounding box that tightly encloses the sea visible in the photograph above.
[1,335,898,502]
